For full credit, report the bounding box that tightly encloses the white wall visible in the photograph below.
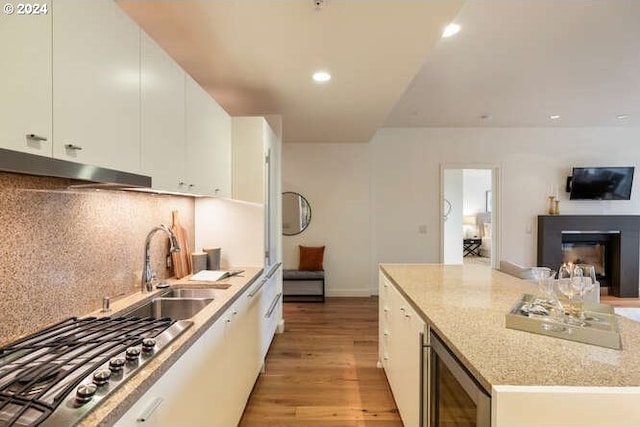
[282,143,371,296]
[463,169,492,216]
[195,198,264,268]
[371,127,640,284]
[281,127,640,296]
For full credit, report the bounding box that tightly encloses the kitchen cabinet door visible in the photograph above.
[0,2,52,156]
[380,274,425,427]
[232,116,273,204]
[112,331,210,427]
[185,74,231,197]
[53,0,141,173]
[140,31,186,193]
[260,271,281,359]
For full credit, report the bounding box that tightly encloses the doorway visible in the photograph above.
[441,165,499,268]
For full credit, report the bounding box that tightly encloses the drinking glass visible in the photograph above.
[557,263,583,323]
[572,264,597,320]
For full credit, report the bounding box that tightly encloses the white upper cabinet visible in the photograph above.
[140,31,186,192]
[52,0,141,173]
[185,74,231,197]
[232,116,277,204]
[0,1,52,156]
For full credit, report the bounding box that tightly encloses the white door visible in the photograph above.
[443,169,463,264]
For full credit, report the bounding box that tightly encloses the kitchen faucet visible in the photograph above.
[142,224,181,292]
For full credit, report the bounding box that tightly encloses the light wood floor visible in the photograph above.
[239,297,402,427]
[601,295,640,307]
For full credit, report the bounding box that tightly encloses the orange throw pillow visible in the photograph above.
[298,245,325,271]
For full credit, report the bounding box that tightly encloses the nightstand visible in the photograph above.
[463,238,482,257]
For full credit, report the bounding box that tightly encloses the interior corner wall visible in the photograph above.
[371,127,640,283]
[282,142,371,297]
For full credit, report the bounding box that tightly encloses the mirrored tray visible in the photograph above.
[505,294,621,350]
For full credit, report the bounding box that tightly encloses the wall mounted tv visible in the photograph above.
[567,167,634,200]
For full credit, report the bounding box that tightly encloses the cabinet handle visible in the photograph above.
[266,262,282,279]
[232,310,238,316]
[265,293,282,318]
[137,397,163,422]
[214,188,220,195]
[400,306,406,312]
[64,144,83,151]
[383,307,390,312]
[178,181,186,186]
[188,184,195,188]
[248,278,267,298]
[25,133,48,142]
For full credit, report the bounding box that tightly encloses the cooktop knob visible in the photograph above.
[109,357,126,372]
[141,338,156,353]
[75,383,97,404]
[93,369,112,386]
[126,346,141,361]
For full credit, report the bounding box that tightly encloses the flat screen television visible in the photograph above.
[568,167,634,200]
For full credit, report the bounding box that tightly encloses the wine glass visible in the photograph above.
[573,264,597,320]
[557,263,582,323]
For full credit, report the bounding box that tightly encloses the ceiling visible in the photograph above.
[385,0,640,129]
[118,0,640,144]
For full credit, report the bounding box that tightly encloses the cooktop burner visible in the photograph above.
[0,316,192,426]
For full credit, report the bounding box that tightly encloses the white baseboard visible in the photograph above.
[325,288,372,297]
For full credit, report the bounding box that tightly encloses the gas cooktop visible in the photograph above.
[0,316,192,426]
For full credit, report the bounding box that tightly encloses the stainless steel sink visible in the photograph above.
[123,298,213,320]
[159,287,221,299]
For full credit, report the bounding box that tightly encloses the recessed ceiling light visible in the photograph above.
[617,114,629,120]
[549,115,561,120]
[312,71,331,83]
[442,23,461,38]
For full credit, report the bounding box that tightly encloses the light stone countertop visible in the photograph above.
[77,266,263,427]
[380,263,640,393]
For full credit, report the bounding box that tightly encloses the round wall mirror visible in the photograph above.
[282,192,312,236]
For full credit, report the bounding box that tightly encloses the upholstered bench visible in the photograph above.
[283,269,325,302]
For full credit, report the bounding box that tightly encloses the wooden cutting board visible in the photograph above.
[171,210,191,279]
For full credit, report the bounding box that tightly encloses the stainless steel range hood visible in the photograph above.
[0,147,151,188]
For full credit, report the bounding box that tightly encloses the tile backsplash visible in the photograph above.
[0,172,195,346]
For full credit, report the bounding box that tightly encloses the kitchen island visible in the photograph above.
[380,264,640,427]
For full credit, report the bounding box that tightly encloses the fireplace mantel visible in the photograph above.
[537,215,640,297]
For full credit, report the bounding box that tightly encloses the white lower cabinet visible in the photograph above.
[379,274,425,427]
[115,282,273,427]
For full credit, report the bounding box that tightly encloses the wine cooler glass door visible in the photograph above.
[429,332,491,427]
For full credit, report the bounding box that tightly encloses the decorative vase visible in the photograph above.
[554,200,560,215]
[547,196,556,215]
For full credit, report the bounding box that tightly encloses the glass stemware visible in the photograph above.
[572,264,598,320]
[557,263,583,323]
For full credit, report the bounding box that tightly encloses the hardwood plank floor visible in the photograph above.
[601,295,640,307]
[239,297,402,427]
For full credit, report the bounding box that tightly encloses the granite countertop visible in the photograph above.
[380,263,640,392]
[78,266,263,427]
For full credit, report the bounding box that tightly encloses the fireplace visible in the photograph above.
[560,231,619,289]
[537,215,640,297]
